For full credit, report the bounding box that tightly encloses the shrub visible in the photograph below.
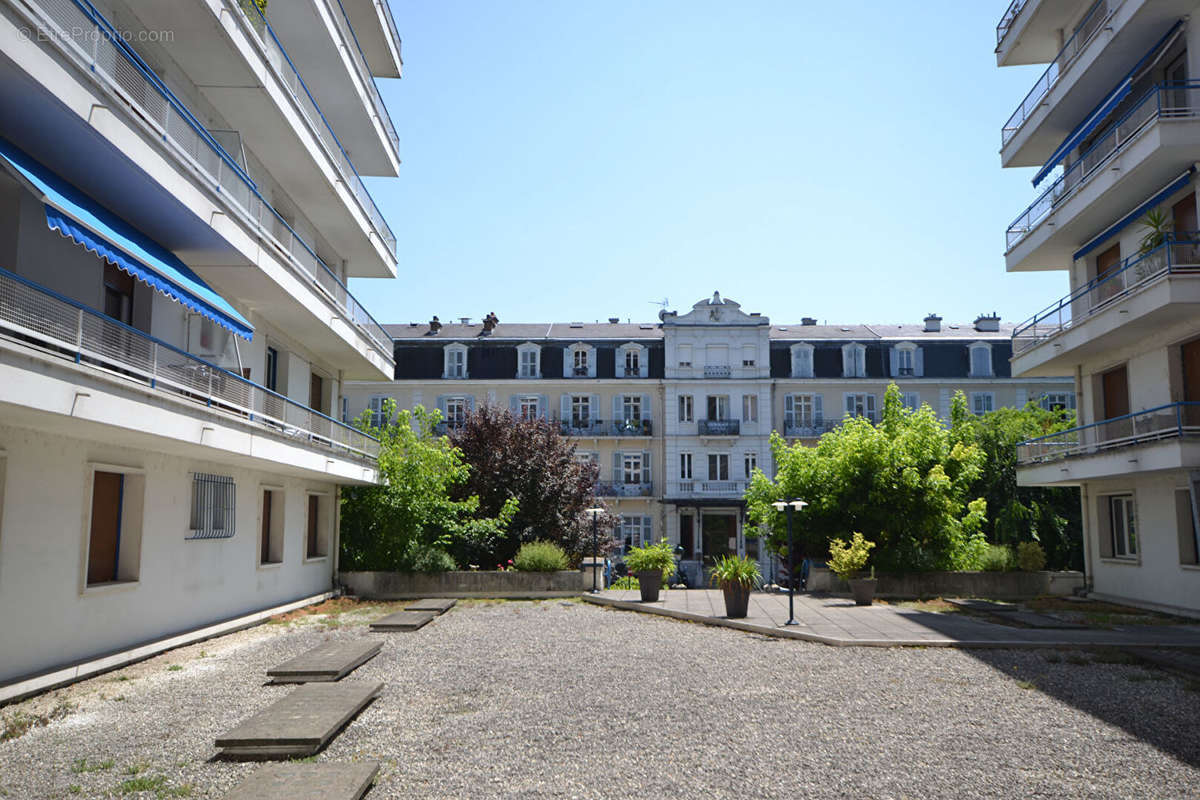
[827,532,875,580]
[980,544,1014,572]
[513,541,569,572]
[708,554,761,588]
[1017,541,1048,572]
[400,541,458,574]
[625,539,675,583]
[610,575,640,590]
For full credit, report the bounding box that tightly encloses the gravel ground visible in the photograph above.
[2,598,1199,799]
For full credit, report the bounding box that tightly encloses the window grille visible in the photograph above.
[189,473,236,539]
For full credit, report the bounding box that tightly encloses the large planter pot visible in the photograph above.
[635,570,663,602]
[721,582,752,619]
[849,577,877,606]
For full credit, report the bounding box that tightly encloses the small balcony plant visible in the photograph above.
[828,532,876,606]
[624,539,675,602]
[708,554,761,619]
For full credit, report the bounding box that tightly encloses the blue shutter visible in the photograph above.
[915,347,925,378]
[889,347,898,377]
[590,394,600,423]
[560,393,571,422]
[641,393,651,421]
[612,451,622,482]
[466,396,476,413]
[613,395,623,423]
[642,451,651,485]
[436,395,448,416]
[509,395,520,414]
[814,394,824,426]
[538,394,549,419]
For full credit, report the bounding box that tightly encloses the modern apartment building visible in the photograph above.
[0,0,401,692]
[997,0,1200,615]
[344,293,1073,586]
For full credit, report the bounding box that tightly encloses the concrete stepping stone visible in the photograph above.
[267,639,382,683]
[219,762,378,799]
[991,610,1088,629]
[215,681,383,759]
[369,610,436,632]
[406,597,457,615]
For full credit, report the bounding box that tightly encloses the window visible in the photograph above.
[517,344,540,378]
[260,488,283,565]
[706,395,730,421]
[572,347,590,376]
[901,392,921,412]
[678,394,694,422]
[570,395,591,427]
[1108,495,1137,559]
[306,493,330,559]
[265,346,278,392]
[446,397,468,429]
[445,344,467,378]
[791,344,814,378]
[677,344,692,367]
[189,473,236,539]
[891,341,923,378]
[969,343,993,377]
[844,393,876,421]
[619,515,651,552]
[1175,487,1198,566]
[519,395,540,420]
[622,453,644,485]
[86,467,145,586]
[619,344,646,378]
[622,395,642,422]
[708,453,730,481]
[368,395,387,428]
[842,344,866,377]
[742,345,756,367]
[1040,392,1076,411]
[784,393,822,429]
[680,452,693,480]
[742,395,758,423]
[971,392,994,416]
[744,452,757,478]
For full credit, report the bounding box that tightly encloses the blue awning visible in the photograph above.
[0,136,253,340]
[1073,169,1193,261]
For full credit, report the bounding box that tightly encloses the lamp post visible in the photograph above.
[771,499,808,626]
[586,507,604,593]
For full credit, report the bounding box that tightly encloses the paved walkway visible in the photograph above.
[584,589,1200,649]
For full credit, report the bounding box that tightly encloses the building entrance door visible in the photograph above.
[1182,339,1200,425]
[701,514,736,566]
[679,513,695,558]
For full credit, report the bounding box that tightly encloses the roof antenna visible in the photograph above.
[648,297,669,312]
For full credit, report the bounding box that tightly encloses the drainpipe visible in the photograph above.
[332,484,341,594]
[1075,363,1093,595]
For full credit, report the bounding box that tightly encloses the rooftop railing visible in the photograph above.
[1007,82,1200,251]
[1017,401,1200,464]
[1012,234,1200,353]
[0,267,379,463]
[326,0,400,154]
[1002,0,1111,146]
[25,0,394,363]
[232,0,398,258]
[997,0,1028,46]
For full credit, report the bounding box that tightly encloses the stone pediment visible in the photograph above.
[662,291,769,326]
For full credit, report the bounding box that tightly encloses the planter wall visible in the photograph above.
[808,567,1084,599]
[340,570,585,599]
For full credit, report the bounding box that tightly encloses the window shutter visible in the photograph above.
[561,394,571,421]
[538,394,549,419]
[914,347,924,377]
[641,394,652,420]
[612,451,622,482]
[814,395,824,425]
[466,396,476,413]
[784,394,794,415]
[1175,489,1198,565]
[866,394,876,418]
[590,394,601,421]
[642,451,651,484]
[845,394,854,415]
[842,346,852,377]
[613,395,624,422]
[509,395,520,414]
[436,395,448,416]
[889,347,899,377]
[1098,497,1114,558]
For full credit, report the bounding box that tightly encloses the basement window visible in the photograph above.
[188,473,236,540]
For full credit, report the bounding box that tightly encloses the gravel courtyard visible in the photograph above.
[2,598,1199,799]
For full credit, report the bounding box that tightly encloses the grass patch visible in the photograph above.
[1026,597,1188,626]
[1042,652,1063,664]
[166,665,183,672]
[0,698,74,742]
[882,597,962,613]
[71,758,114,774]
[1091,649,1140,665]
[68,785,81,795]
[118,775,167,793]
[1065,652,1092,665]
[1016,680,1037,690]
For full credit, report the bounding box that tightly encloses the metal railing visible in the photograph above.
[1017,401,1200,464]
[595,482,653,497]
[376,0,404,67]
[1007,82,1200,250]
[612,420,653,436]
[997,0,1028,46]
[0,268,379,462]
[559,419,607,436]
[783,420,833,437]
[327,0,400,154]
[1013,234,1200,353]
[698,419,740,435]
[23,0,394,363]
[1002,0,1111,146]
[703,365,732,378]
[230,0,398,258]
[668,480,747,496]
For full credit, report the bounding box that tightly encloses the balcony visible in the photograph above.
[340,0,404,78]
[16,0,394,374]
[703,366,732,378]
[996,0,1088,67]
[697,419,740,436]
[996,0,1028,46]
[668,481,747,498]
[1012,235,1200,374]
[559,419,607,436]
[1006,82,1200,267]
[783,420,834,438]
[612,420,653,437]
[0,268,379,465]
[595,482,653,498]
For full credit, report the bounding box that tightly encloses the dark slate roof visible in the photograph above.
[769,323,1017,341]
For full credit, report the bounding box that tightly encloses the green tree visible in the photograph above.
[339,400,516,572]
[746,385,989,572]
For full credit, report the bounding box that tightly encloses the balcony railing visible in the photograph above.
[232,0,397,258]
[1002,0,1110,146]
[25,0,393,362]
[783,420,833,438]
[595,482,653,497]
[0,268,379,462]
[1017,402,1200,464]
[612,420,653,436]
[1007,82,1200,251]
[703,365,732,379]
[1013,234,1200,354]
[324,0,400,153]
[698,419,740,435]
[996,0,1028,46]
[669,480,747,497]
[559,419,606,436]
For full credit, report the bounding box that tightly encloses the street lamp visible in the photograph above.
[586,507,604,593]
[770,499,808,626]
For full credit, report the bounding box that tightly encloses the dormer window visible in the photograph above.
[969,342,993,377]
[517,342,541,379]
[568,343,595,378]
[619,343,647,378]
[444,344,467,379]
[790,343,814,378]
[842,343,867,378]
[891,342,922,377]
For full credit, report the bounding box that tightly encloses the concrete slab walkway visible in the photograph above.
[584,589,1200,649]
[266,639,382,683]
[214,681,383,758]
[219,762,378,799]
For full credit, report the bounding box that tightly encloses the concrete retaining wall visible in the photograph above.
[807,568,1084,599]
[339,570,585,599]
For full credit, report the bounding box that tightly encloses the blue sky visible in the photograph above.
[356,0,1056,327]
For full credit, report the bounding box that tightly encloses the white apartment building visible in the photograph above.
[0,0,401,693]
[345,293,1073,586]
[997,0,1200,615]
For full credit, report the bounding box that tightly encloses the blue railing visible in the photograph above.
[1012,234,1200,353]
[1006,82,1200,250]
[330,0,400,153]
[997,0,1028,46]
[1017,401,1200,464]
[1002,0,1111,146]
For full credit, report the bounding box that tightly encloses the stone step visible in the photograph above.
[267,639,382,683]
[406,597,457,615]
[215,681,383,759]
[369,610,436,632]
[219,762,378,799]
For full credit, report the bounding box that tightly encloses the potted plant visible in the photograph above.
[625,539,674,602]
[709,554,761,619]
[828,532,876,606]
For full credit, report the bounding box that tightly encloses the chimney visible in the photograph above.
[801,317,817,326]
[923,313,942,333]
[974,312,1001,332]
[459,317,471,325]
[608,317,619,324]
